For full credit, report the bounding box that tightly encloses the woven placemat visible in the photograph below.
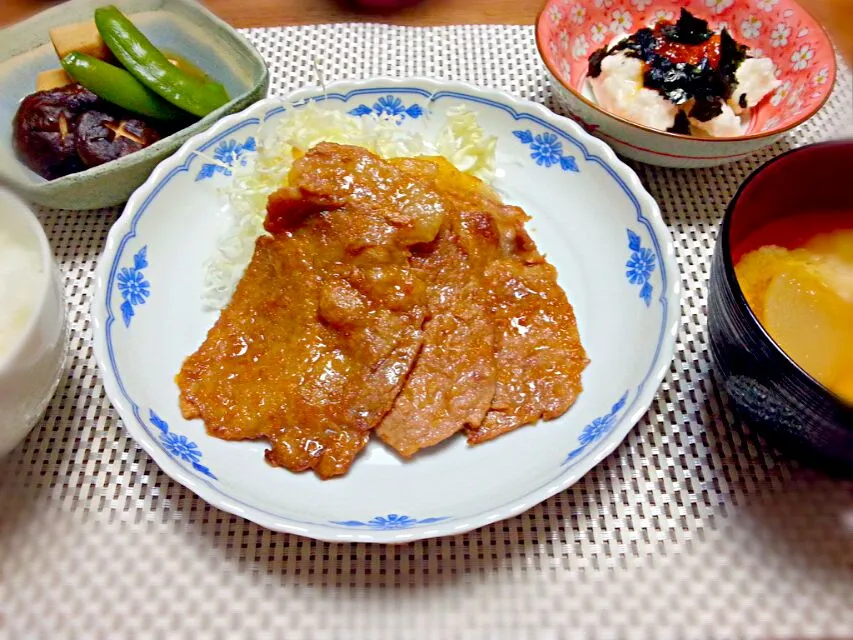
[1,24,852,640]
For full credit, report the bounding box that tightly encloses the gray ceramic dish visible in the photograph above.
[0,0,269,210]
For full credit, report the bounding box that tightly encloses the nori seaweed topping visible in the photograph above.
[689,96,724,122]
[667,110,692,134]
[660,9,713,45]
[588,46,609,78]
[718,28,748,100]
[589,11,748,111]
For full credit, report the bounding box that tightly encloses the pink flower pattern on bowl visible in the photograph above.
[537,0,836,137]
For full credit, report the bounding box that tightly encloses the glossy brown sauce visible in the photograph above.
[177,143,588,478]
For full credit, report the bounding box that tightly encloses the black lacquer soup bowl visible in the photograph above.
[708,141,853,468]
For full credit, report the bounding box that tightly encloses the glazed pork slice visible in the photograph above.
[467,256,589,444]
[465,193,589,444]
[375,160,498,456]
[377,156,588,454]
[177,143,445,478]
[386,156,589,446]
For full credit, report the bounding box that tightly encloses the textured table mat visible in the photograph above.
[2,24,853,640]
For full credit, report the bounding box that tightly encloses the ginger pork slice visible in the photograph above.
[374,157,497,457]
[388,156,589,446]
[375,213,497,457]
[467,256,589,444]
[177,143,445,479]
[467,197,589,444]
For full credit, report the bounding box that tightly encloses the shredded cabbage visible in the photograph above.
[202,100,497,309]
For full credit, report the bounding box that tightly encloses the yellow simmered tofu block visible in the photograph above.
[49,20,112,61]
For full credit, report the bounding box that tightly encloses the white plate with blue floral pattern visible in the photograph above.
[92,78,680,543]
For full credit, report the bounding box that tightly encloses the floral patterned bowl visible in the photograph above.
[536,0,837,167]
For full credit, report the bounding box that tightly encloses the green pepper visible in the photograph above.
[61,52,184,121]
[94,5,230,117]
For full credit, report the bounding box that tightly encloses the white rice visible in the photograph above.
[0,230,44,360]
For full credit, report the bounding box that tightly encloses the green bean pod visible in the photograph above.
[94,5,230,117]
[61,52,184,120]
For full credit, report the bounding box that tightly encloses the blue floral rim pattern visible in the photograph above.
[562,392,628,465]
[626,229,657,306]
[196,136,256,181]
[348,95,424,120]
[117,246,150,328]
[102,86,671,533]
[513,129,579,172]
[331,514,450,530]
[150,410,216,480]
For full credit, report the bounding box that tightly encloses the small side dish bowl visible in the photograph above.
[0,0,269,210]
[708,141,853,469]
[536,0,836,167]
[0,188,67,457]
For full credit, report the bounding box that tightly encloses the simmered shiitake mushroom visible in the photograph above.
[13,82,168,180]
[75,111,161,168]
[13,83,100,179]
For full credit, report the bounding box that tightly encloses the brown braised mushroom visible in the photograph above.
[13,83,101,180]
[75,111,161,169]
